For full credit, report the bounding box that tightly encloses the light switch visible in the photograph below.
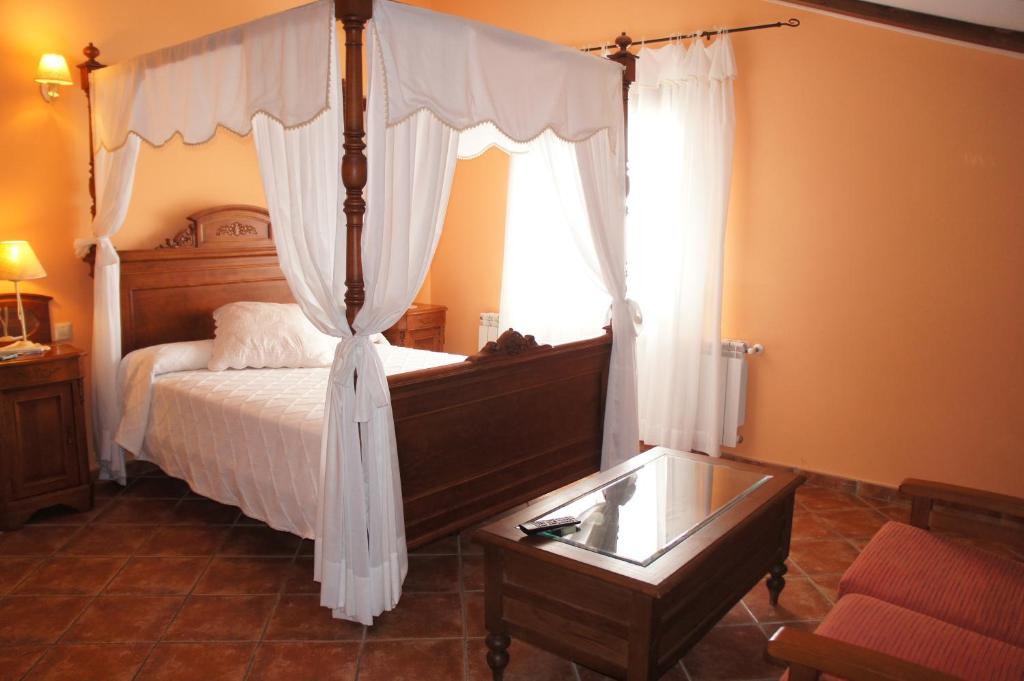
[54,322,73,341]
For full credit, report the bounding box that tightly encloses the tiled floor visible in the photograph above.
[1,465,1021,681]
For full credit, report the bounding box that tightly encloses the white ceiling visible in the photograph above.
[869,0,1024,31]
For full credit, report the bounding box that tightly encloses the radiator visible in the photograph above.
[720,339,753,448]
[478,312,500,348]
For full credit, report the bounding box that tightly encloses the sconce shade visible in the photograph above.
[0,241,47,281]
[35,53,72,85]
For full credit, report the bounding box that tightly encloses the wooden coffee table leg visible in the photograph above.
[767,562,788,606]
[486,631,511,680]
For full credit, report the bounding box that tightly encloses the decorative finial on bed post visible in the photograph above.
[77,43,105,219]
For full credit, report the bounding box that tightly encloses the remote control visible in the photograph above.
[518,516,580,536]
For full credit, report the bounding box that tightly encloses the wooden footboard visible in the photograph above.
[390,331,611,548]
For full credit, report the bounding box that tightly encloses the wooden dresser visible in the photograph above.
[384,303,447,352]
[0,345,92,529]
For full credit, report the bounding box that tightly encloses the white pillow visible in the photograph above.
[209,302,337,370]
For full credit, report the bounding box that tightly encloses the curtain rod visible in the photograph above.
[581,18,801,52]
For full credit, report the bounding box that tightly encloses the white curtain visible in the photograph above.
[629,37,736,456]
[498,135,610,347]
[73,139,141,485]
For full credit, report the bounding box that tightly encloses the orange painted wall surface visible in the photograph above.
[426,0,1024,495]
[2,1,1021,495]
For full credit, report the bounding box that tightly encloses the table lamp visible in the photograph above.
[0,241,49,354]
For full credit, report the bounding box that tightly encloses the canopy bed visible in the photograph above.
[75,0,637,624]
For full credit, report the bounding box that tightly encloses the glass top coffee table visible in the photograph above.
[474,447,804,681]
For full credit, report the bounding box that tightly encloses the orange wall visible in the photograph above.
[425,0,1024,495]
[2,1,1021,495]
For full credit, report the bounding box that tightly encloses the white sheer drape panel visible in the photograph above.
[574,130,640,468]
[629,37,736,456]
[499,135,610,347]
[72,138,141,485]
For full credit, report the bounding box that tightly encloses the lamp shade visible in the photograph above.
[0,241,47,281]
[35,53,72,85]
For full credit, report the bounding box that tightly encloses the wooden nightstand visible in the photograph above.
[0,345,92,530]
[384,303,447,352]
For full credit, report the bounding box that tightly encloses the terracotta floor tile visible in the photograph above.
[759,620,821,639]
[62,595,184,642]
[218,527,300,556]
[0,645,47,681]
[365,592,463,640]
[807,574,842,602]
[464,591,485,638]
[682,624,780,681]
[195,557,291,595]
[410,535,459,555]
[14,556,126,595]
[169,500,240,526]
[0,526,79,555]
[814,508,889,540]
[282,557,319,594]
[0,557,40,593]
[136,642,254,681]
[742,577,832,624]
[718,600,756,626]
[124,477,191,499]
[105,556,208,595]
[24,643,151,681]
[126,460,161,477]
[26,503,94,525]
[263,594,365,641]
[795,487,868,513]
[874,505,911,523]
[404,555,459,592]
[236,514,266,526]
[298,539,315,556]
[467,638,576,681]
[164,595,275,641]
[138,526,230,556]
[361,639,464,681]
[462,554,484,591]
[249,642,359,681]
[790,514,841,541]
[577,662,687,680]
[59,525,153,556]
[95,499,180,525]
[788,540,861,575]
[0,595,90,644]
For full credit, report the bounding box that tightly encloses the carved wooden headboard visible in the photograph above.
[115,205,296,354]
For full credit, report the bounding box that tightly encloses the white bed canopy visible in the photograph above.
[75,0,637,625]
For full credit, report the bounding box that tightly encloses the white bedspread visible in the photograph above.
[126,343,465,538]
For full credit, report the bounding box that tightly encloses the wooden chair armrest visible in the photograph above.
[767,627,960,681]
[899,478,1024,529]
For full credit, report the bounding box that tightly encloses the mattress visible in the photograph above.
[136,344,466,538]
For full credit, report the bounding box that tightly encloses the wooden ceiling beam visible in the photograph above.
[783,0,1023,53]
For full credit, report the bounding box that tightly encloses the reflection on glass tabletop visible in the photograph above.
[532,450,771,566]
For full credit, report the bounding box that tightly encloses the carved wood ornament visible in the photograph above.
[469,329,552,363]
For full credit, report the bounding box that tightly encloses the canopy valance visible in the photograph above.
[91,0,333,152]
[371,0,623,147]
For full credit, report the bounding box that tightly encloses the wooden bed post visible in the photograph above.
[606,32,636,175]
[336,0,373,327]
[77,43,105,219]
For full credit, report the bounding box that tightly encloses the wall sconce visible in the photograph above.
[35,53,72,103]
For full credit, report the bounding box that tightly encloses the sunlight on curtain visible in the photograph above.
[498,136,610,347]
[629,37,736,456]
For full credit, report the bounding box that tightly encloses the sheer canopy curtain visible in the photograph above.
[629,36,736,456]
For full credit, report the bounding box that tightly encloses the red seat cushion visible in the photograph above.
[813,595,1024,681]
[839,521,1024,646]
